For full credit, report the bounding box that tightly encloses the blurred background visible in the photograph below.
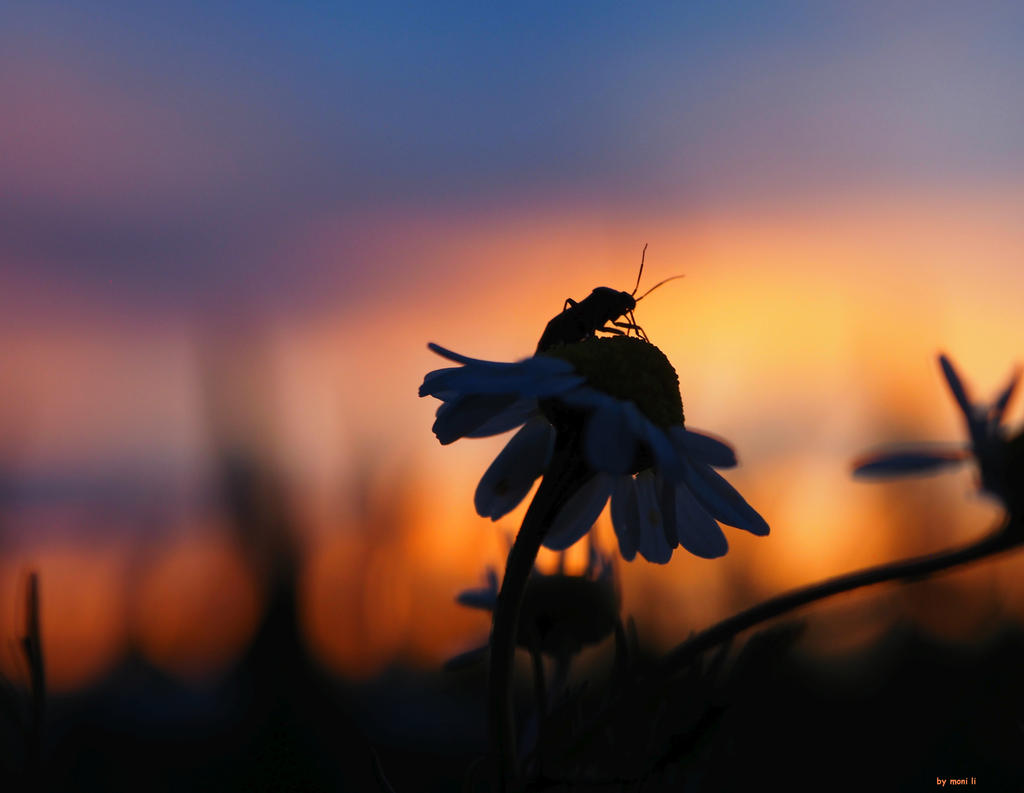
[1,1,1023,789]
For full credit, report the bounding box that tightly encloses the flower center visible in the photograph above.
[542,336,685,428]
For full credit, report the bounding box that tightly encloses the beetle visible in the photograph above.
[535,245,684,352]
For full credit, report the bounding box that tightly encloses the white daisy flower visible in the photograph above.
[419,337,769,562]
[853,353,1023,516]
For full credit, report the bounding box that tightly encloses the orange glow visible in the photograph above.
[299,474,508,678]
[0,545,128,692]
[133,532,262,680]
[3,185,1024,688]
[300,530,411,678]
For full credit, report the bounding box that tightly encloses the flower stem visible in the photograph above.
[658,520,1021,678]
[528,643,547,775]
[488,436,592,792]
[562,519,1022,769]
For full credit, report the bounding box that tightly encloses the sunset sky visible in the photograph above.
[1,1,1023,690]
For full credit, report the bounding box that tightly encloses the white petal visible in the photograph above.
[419,365,462,397]
[991,366,1021,424]
[558,387,616,410]
[444,645,489,671]
[653,473,683,553]
[583,399,639,475]
[456,587,497,611]
[475,417,555,520]
[669,479,728,559]
[939,354,972,418]
[421,346,585,401]
[630,408,683,481]
[543,473,614,551]
[610,476,641,561]
[634,470,673,564]
[852,446,969,478]
[464,399,540,438]
[433,394,523,444]
[681,460,769,536]
[669,426,738,469]
[565,393,681,479]
[455,567,499,610]
[423,364,585,398]
[428,343,572,372]
[936,354,993,454]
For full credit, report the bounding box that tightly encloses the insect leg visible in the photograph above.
[616,311,649,342]
[612,320,648,341]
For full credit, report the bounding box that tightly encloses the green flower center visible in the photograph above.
[542,336,685,428]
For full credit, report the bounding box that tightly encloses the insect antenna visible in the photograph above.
[630,243,648,297]
[635,274,685,302]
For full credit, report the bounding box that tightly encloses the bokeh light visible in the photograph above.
[0,2,1022,694]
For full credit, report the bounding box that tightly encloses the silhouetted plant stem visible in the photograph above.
[370,746,399,793]
[658,520,1021,679]
[555,518,1024,770]
[21,571,45,788]
[488,436,592,792]
[529,646,546,721]
[528,643,546,776]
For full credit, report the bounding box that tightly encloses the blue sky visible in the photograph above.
[2,1,1022,310]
